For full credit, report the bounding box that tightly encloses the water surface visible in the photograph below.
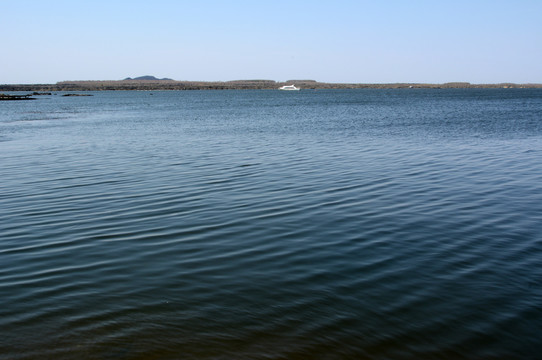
[1,89,541,359]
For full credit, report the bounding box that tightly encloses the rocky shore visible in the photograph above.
[0,93,36,100]
[1,79,541,92]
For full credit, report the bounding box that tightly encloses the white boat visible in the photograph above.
[279,84,300,91]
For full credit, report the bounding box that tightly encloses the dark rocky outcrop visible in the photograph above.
[0,93,35,100]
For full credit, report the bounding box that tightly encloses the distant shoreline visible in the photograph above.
[1,79,541,91]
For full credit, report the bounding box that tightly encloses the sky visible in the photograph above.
[2,0,541,84]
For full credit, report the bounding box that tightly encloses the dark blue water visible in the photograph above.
[1,89,541,359]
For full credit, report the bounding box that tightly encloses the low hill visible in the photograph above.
[123,75,173,81]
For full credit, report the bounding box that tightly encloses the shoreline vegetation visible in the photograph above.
[1,79,541,92]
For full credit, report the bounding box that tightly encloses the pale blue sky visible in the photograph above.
[2,0,541,84]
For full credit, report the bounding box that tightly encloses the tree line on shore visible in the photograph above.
[1,79,541,91]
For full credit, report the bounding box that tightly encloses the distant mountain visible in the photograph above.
[123,75,173,81]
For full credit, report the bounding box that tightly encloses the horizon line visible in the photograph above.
[3,79,542,86]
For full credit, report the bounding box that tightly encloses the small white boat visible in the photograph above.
[278,84,300,91]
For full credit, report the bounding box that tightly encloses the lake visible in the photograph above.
[1,89,541,359]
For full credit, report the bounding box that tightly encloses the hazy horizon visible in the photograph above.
[2,0,542,84]
[5,76,542,86]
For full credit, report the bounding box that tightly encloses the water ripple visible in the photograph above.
[1,89,541,359]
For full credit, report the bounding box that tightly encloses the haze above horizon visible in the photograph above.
[2,0,541,84]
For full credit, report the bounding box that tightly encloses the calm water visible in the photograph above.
[1,89,541,359]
